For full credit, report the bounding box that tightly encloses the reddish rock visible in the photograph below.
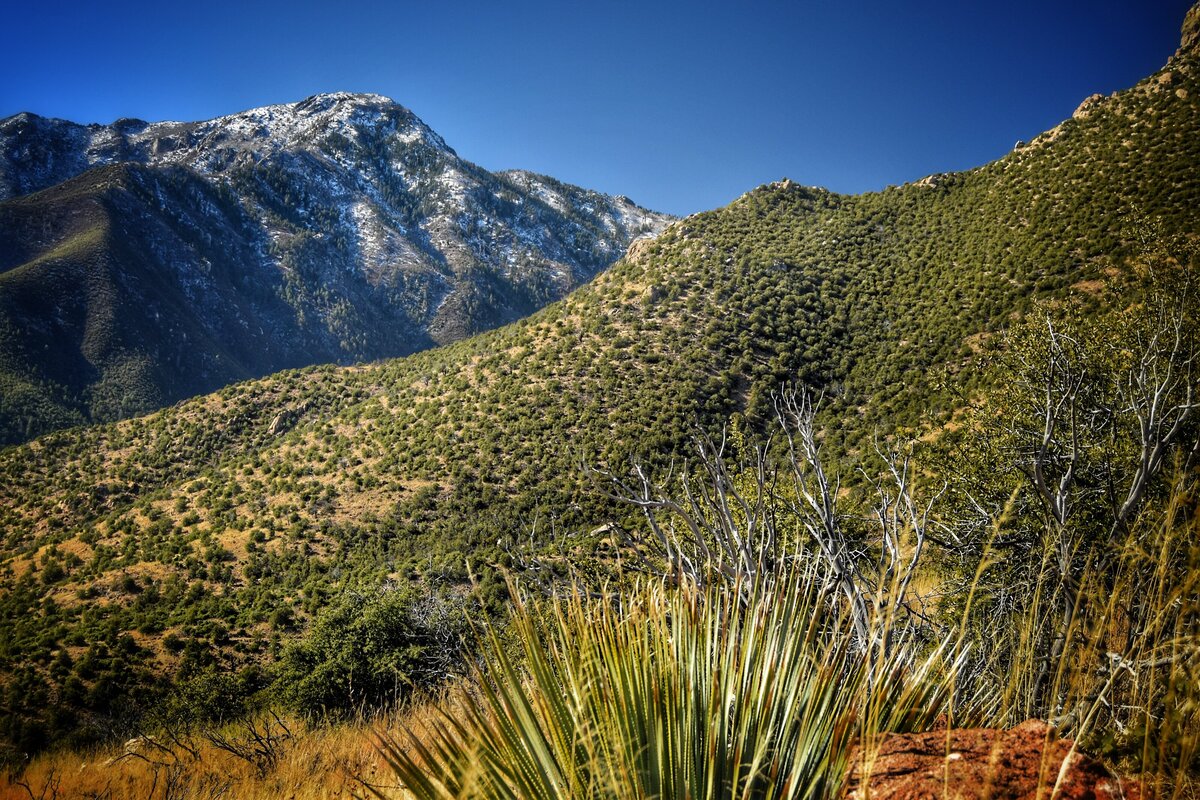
[844,719,1142,800]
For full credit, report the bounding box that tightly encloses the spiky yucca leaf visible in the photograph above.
[376,562,959,800]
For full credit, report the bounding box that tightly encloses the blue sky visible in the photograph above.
[1,1,1192,216]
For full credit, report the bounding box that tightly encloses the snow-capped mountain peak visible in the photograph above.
[0,94,674,443]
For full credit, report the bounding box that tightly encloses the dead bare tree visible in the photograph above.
[1001,316,1099,705]
[942,235,1200,726]
[1108,258,1198,540]
[586,427,778,590]
[589,388,940,655]
[773,391,873,646]
[865,436,945,647]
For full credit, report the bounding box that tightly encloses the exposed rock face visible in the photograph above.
[1182,3,1200,52]
[1074,93,1106,119]
[845,719,1141,800]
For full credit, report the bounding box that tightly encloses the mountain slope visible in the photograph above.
[1,16,1198,758]
[0,94,671,445]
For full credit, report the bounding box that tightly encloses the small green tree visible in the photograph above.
[275,586,466,720]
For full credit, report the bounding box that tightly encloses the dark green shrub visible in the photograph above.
[274,587,466,720]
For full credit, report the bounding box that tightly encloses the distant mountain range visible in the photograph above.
[0,93,671,444]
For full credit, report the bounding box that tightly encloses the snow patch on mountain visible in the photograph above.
[0,92,674,364]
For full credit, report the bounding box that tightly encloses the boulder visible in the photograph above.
[1074,94,1106,119]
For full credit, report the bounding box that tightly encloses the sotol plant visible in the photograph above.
[373,563,965,800]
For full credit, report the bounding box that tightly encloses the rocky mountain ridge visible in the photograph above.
[0,94,672,444]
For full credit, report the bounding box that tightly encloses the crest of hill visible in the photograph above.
[0,7,1198,755]
[1182,2,1200,51]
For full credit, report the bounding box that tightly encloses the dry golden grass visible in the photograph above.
[0,703,462,800]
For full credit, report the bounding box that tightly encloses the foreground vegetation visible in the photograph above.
[6,464,1194,798]
[379,570,960,800]
[0,710,405,799]
[376,498,1198,799]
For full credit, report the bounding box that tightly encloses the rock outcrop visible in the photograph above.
[1074,93,1106,119]
[845,719,1141,800]
[1182,3,1200,52]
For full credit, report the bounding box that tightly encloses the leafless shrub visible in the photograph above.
[201,711,292,778]
[12,765,61,800]
[588,387,942,657]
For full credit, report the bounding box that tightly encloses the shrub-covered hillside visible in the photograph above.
[1,21,1198,757]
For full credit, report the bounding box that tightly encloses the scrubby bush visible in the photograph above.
[275,587,466,720]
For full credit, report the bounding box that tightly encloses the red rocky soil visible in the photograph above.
[844,719,1142,800]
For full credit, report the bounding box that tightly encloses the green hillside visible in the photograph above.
[1,28,1198,757]
[0,164,300,446]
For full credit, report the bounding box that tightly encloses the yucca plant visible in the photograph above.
[373,558,963,800]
